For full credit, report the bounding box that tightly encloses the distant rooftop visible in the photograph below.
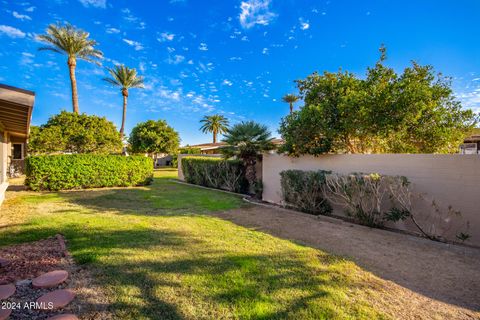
[186,138,284,150]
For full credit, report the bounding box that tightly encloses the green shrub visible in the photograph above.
[181,156,248,193]
[25,154,153,191]
[280,170,332,215]
[171,147,203,168]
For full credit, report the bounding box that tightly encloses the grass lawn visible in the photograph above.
[0,168,389,320]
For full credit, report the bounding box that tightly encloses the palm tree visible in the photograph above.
[282,93,300,114]
[199,114,229,143]
[103,65,144,138]
[37,23,103,114]
[222,121,275,194]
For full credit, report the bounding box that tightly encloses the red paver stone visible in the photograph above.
[32,270,68,289]
[0,284,15,300]
[46,314,79,320]
[37,289,75,310]
[0,307,12,320]
[0,258,9,268]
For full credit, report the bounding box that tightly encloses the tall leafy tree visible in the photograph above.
[37,23,103,114]
[28,111,122,154]
[199,114,229,143]
[280,47,478,155]
[129,120,180,159]
[104,65,144,138]
[282,94,300,114]
[222,121,275,190]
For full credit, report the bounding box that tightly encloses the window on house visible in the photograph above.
[12,144,23,160]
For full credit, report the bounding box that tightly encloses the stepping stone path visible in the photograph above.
[0,284,15,300]
[37,289,76,310]
[33,270,69,289]
[46,314,79,320]
[0,258,9,268]
[0,308,12,320]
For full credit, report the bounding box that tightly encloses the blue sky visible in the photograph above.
[1,0,479,145]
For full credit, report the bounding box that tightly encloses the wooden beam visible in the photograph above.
[0,108,29,118]
[0,115,27,124]
[0,104,29,115]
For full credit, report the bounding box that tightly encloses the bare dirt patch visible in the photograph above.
[214,205,480,320]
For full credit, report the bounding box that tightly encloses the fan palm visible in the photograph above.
[222,121,275,191]
[282,93,300,113]
[37,23,103,114]
[103,65,144,138]
[199,114,229,143]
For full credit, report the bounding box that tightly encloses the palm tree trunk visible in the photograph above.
[213,129,217,143]
[67,57,79,114]
[120,89,128,138]
[289,103,293,114]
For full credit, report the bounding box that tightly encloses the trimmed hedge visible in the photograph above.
[280,170,332,215]
[181,156,248,193]
[25,154,153,191]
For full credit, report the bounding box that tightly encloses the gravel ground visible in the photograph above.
[213,204,480,320]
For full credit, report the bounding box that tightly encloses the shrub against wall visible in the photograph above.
[25,154,153,191]
[280,170,332,215]
[181,156,248,193]
[280,169,470,242]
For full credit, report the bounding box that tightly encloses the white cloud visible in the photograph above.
[25,6,36,12]
[106,27,120,34]
[222,79,233,86]
[229,56,242,61]
[166,54,185,65]
[0,25,26,38]
[139,62,146,72]
[13,11,31,20]
[299,18,310,30]
[78,0,107,8]
[239,0,276,29]
[262,47,269,55]
[123,38,144,51]
[157,32,175,42]
[198,43,208,51]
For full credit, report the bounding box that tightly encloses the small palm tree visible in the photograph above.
[38,23,103,114]
[103,65,144,138]
[222,121,274,193]
[282,93,300,114]
[199,114,229,143]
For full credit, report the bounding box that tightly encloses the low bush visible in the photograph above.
[324,173,389,226]
[181,156,248,193]
[25,154,153,191]
[280,170,332,215]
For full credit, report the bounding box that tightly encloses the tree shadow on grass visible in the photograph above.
[0,216,383,319]
[60,178,246,217]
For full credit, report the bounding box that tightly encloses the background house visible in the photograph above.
[0,83,35,205]
[460,129,480,154]
[188,139,285,155]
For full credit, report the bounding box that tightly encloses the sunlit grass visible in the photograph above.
[0,168,388,319]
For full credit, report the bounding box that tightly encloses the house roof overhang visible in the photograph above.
[0,83,35,138]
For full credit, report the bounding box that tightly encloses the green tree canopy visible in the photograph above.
[279,47,478,155]
[28,111,122,154]
[199,114,229,143]
[103,65,144,138]
[222,121,275,189]
[128,120,180,155]
[37,23,103,114]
